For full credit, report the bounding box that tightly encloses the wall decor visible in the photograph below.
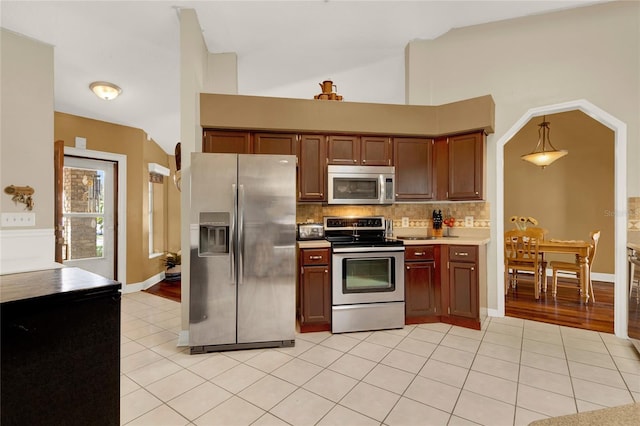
[4,185,35,210]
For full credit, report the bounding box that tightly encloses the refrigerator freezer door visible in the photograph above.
[189,153,237,346]
[237,154,296,344]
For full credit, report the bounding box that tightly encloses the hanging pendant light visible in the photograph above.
[521,116,568,168]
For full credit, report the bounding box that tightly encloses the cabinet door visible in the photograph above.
[361,136,392,166]
[448,261,478,319]
[393,137,434,200]
[298,135,326,201]
[203,130,251,153]
[448,132,484,200]
[327,135,360,165]
[301,265,331,325]
[405,260,439,318]
[254,133,297,156]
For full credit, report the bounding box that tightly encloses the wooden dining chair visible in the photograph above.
[504,228,545,299]
[550,230,600,302]
[628,247,640,302]
[527,227,548,292]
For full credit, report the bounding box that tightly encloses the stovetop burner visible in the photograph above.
[324,216,402,248]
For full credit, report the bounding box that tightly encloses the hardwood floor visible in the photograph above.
[142,275,615,334]
[505,274,614,333]
[144,279,181,303]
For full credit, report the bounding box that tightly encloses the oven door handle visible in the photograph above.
[332,246,405,253]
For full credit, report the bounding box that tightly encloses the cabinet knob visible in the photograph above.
[471,267,475,271]
[353,159,357,163]
[325,269,328,273]
[475,192,479,195]
[415,252,425,256]
[406,266,410,270]
[362,160,367,163]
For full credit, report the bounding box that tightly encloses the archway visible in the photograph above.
[494,99,627,337]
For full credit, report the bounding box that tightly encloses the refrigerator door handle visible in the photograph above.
[238,184,245,285]
[230,183,236,284]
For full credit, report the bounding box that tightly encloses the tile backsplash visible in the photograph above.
[297,202,490,228]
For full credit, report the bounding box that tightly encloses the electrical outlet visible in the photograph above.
[1,212,36,227]
[401,217,409,227]
[465,216,474,227]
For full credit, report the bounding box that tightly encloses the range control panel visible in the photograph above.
[324,216,385,230]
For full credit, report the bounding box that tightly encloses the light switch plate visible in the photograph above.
[465,216,474,227]
[2,212,36,227]
[401,217,409,227]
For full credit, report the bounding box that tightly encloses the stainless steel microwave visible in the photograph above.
[327,165,395,205]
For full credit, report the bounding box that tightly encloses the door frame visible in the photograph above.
[495,99,627,338]
[64,147,127,284]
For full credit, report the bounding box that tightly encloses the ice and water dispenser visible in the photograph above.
[198,212,230,256]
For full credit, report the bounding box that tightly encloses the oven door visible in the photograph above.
[332,246,404,305]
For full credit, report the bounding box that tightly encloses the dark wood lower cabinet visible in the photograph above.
[298,248,331,332]
[443,245,480,329]
[405,245,441,324]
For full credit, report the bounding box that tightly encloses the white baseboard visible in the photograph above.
[178,330,189,347]
[487,308,501,317]
[543,268,614,283]
[122,271,165,293]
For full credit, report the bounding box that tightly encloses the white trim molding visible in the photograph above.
[148,162,170,176]
[64,147,127,285]
[121,271,165,293]
[495,99,627,338]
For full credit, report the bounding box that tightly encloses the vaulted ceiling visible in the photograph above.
[1,1,605,153]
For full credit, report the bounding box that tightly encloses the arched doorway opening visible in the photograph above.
[495,100,627,337]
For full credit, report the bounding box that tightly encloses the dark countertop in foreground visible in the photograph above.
[529,403,639,426]
[0,267,121,304]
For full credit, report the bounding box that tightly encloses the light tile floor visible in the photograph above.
[120,292,640,425]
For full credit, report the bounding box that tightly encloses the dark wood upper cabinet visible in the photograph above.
[447,132,484,200]
[393,137,434,200]
[298,134,326,201]
[202,130,251,154]
[253,133,297,156]
[432,131,484,201]
[327,135,360,165]
[327,135,392,166]
[361,136,392,166]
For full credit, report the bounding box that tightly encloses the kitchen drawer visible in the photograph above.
[405,245,435,261]
[448,245,478,262]
[301,248,330,265]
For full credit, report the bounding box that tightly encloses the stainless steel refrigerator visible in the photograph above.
[189,153,296,353]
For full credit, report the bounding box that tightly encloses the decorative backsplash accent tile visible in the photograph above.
[297,202,490,228]
[629,197,640,232]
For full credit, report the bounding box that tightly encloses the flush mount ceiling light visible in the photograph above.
[521,115,568,168]
[89,81,122,100]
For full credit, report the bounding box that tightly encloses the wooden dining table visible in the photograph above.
[539,240,592,303]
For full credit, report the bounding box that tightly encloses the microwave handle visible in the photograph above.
[379,175,385,204]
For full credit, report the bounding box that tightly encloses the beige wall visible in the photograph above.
[407,1,638,193]
[200,93,495,137]
[55,112,177,284]
[504,111,615,273]
[406,1,639,309]
[0,29,54,229]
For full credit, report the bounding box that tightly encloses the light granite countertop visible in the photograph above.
[296,235,489,249]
